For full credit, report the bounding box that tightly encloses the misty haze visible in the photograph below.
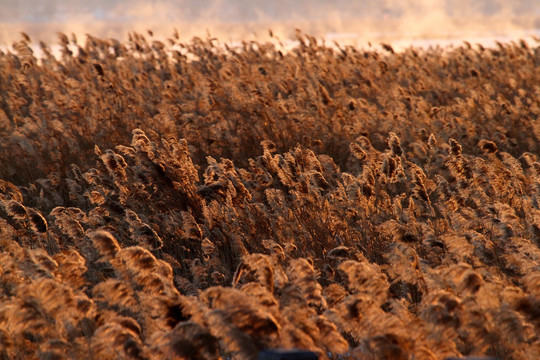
[1,0,540,45]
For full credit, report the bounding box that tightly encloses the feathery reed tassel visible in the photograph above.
[27,208,48,233]
[91,230,121,261]
[3,200,27,220]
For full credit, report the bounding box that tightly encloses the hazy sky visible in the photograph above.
[1,0,539,44]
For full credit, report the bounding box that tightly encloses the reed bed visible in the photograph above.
[0,31,539,359]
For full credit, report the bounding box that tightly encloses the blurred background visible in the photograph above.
[1,0,540,47]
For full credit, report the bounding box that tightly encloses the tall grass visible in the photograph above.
[0,31,539,359]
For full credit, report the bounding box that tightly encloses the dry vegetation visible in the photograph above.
[0,30,540,359]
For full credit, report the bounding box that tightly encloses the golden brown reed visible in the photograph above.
[0,31,539,359]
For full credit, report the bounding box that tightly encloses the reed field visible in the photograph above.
[0,31,539,359]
